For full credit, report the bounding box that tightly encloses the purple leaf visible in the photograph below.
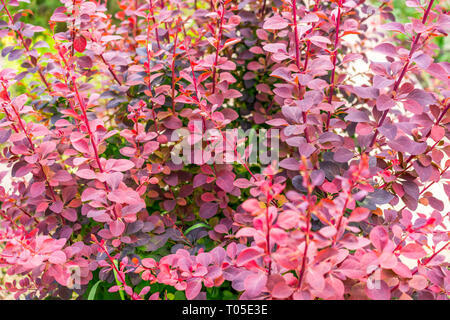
[369,226,389,251]
[388,136,427,155]
[244,272,267,297]
[374,43,397,56]
[185,278,202,300]
[61,209,78,222]
[263,15,289,30]
[48,251,67,265]
[403,181,420,200]
[413,161,432,182]
[378,123,397,141]
[236,247,263,266]
[376,94,396,111]
[76,169,96,179]
[271,279,294,299]
[401,243,427,259]
[406,89,436,106]
[280,158,300,171]
[216,171,235,193]
[110,219,125,237]
[109,159,135,172]
[333,148,354,163]
[199,202,219,219]
[30,181,45,198]
[366,280,390,300]
[319,132,342,144]
[344,110,370,122]
[310,170,325,186]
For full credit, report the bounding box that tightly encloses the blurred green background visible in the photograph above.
[17,0,120,26]
[378,0,449,62]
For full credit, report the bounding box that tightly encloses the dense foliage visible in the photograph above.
[0,0,448,300]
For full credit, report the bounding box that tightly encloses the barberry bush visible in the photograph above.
[0,0,448,300]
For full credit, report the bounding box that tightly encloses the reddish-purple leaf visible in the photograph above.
[185,278,202,300]
[333,148,354,163]
[76,169,96,180]
[109,219,125,237]
[73,35,87,53]
[374,43,397,56]
[271,280,294,299]
[366,280,390,300]
[199,202,219,219]
[408,275,428,290]
[349,207,370,222]
[400,243,427,259]
[344,110,370,122]
[235,227,257,238]
[216,171,235,193]
[406,89,435,106]
[306,269,325,291]
[48,251,67,265]
[61,209,78,222]
[369,226,389,251]
[30,181,45,198]
[244,272,267,297]
[263,15,288,30]
[109,159,135,172]
[430,125,445,142]
[236,248,263,266]
[376,94,396,111]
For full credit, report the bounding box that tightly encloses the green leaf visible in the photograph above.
[185,222,211,234]
[87,280,102,300]
[174,291,186,300]
[113,260,125,301]
[167,293,175,300]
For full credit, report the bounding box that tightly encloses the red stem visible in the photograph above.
[71,0,76,57]
[57,46,118,220]
[99,53,122,86]
[260,0,266,20]
[188,55,257,180]
[95,240,138,300]
[144,19,160,133]
[71,74,118,217]
[211,4,225,94]
[332,184,353,246]
[1,83,57,203]
[291,0,311,143]
[264,204,272,275]
[148,0,161,50]
[421,242,449,266]
[299,0,320,75]
[0,103,19,133]
[297,206,311,289]
[296,159,314,290]
[325,0,342,131]
[71,77,105,175]
[164,214,193,247]
[171,25,179,113]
